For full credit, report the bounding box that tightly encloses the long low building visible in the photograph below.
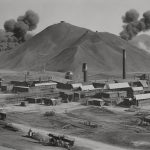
[104,82,130,90]
[134,93,150,106]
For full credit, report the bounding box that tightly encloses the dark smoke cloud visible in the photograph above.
[0,10,39,51]
[3,10,39,42]
[122,9,139,23]
[4,19,16,32]
[14,21,29,41]
[120,9,150,40]
[17,10,39,31]
[143,11,150,29]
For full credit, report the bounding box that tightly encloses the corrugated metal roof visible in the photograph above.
[104,82,130,89]
[80,85,95,91]
[132,87,143,91]
[135,93,150,100]
[34,82,57,86]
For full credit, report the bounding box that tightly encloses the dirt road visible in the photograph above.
[12,122,134,150]
[5,102,86,114]
[0,146,16,150]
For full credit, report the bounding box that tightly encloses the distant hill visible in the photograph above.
[131,34,150,53]
[0,22,150,76]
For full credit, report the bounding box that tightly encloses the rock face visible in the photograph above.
[0,22,150,75]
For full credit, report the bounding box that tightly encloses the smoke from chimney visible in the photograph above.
[120,9,150,40]
[82,63,88,82]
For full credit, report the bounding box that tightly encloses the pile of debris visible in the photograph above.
[27,129,75,149]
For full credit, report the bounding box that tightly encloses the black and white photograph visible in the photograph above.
[1,0,150,150]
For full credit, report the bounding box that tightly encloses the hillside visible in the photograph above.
[0,22,150,76]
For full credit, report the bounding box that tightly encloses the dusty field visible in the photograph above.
[1,70,150,150]
[2,102,150,150]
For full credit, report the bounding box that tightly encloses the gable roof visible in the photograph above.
[139,80,148,88]
[79,84,95,91]
[104,82,130,90]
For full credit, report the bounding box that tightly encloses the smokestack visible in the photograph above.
[82,63,88,82]
[122,49,126,79]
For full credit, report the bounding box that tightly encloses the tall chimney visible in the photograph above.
[123,49,126,79]
[82,63,88,82]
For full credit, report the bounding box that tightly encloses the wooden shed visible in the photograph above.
[26,97,43,103]
[13,86,29,93]
[43,98,61,106]
[85,98,105,106]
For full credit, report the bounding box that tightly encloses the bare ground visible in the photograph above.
[3,103,150,150]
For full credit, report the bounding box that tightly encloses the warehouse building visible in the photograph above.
[104,82,130,91]
[12,82,57,93]
[134,93,150,107]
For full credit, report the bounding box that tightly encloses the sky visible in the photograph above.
[0,0,150,35]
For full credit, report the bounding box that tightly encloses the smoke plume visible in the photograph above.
[122,9,139,23]
[13,21,29,41]
[17,10,39,31]
[4,19,16,32]
[3,10,39,42]
[120,9,150,40]
[0,10,39,51]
